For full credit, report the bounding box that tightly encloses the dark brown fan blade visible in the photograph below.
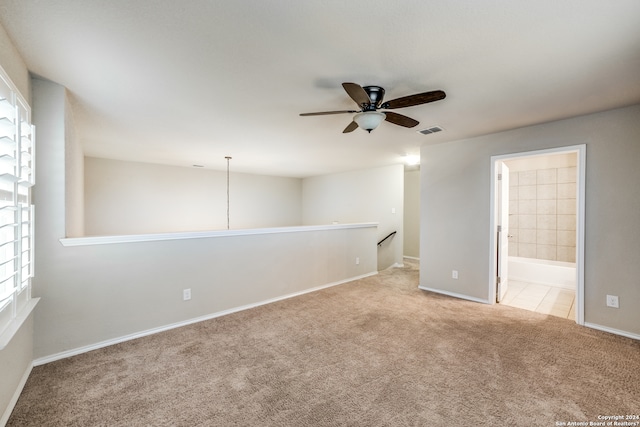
[342,82,371,106]
[384,111,419,128]
[343,121,358,133]
[300,110,359,116]
[384,90,446,110]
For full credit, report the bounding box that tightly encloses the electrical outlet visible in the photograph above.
[606,295,619,308]
[355,257,360,265]
[452,270,458,279]
[183,288,191,301]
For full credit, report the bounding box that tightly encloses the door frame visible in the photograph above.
[496,161,510,303]
[488,144,586,325]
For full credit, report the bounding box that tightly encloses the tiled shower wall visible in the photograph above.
[508,166,577,263]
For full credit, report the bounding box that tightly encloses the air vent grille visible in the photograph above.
[417,126,444,135]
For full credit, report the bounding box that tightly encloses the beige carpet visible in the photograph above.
[8,260,640,426]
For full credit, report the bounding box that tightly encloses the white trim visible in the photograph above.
[418,285,491,304]
[0,360,33,427]
[0,298,39,350]
[403,256,420,261]
[575,146,586,325]
[488,145,586,325]
[59,223,379,247]
[584,322,640,341]
[33,272,378,366]
[385,262,404,269]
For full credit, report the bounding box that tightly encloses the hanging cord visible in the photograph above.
[225,156,232,229]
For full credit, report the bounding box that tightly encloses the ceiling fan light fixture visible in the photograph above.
[353,111,386,133]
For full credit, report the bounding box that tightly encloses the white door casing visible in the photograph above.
[496,162,509,302]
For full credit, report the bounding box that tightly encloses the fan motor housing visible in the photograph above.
[362,86,385,109]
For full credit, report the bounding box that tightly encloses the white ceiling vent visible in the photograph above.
[417,126,444,135]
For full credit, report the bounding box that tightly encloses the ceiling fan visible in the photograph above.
[300,82,446,133]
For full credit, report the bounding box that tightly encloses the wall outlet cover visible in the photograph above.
[606,295,619,308]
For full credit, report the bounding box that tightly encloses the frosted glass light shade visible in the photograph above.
[353,111,386,132]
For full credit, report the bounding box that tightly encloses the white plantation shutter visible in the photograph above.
[0,67,34,337]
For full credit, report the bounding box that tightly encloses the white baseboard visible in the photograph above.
[34,271,378,366]
[1,361,33,427]
[388,262,404,269]
[418,285,491,304]
[584,322,640,341]
[403,256,420,261]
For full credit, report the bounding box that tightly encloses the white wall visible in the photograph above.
[403,168,420,258]
[302,164,404,270]
[0,24,29,100]
[65,94,84,237]
[0,315,33,425]
[84,157,302,235]
[420,104,640,337]
[0,22,34,424]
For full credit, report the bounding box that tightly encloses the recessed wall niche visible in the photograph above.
[505,153,577,263]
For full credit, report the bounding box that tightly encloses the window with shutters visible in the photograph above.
[0,66,35,342]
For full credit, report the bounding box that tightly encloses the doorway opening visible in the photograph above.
[403,164,421,263]
[490,145,585,325]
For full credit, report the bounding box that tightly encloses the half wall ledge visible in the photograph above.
[59,223,379,247]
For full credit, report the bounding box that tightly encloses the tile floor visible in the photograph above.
[501,280,575,320]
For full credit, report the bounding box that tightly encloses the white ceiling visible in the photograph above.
[1,1,639,178]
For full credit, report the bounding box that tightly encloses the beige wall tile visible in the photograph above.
[518,243,536,258]
[519,185,537,200]
[557,230,576,246]
[537,244,557,260]
[508,243,518,256]
[557,245,576,263]
[557,199,576,215]
[537,229,557,245]
[558,182,576,199]
[509,214,519,229]
[519,228,536,244]
[509,171,519,187]
[519,214,536,229]
[537,169,557,185]
[558,166,577,183]
[537,199,556,215]
[537,214,557,230]
[508,162,578,264]
[519,170,537,186]
[537,184,557,200]
[557,214,576,231]
[518,199,536,215]
[509,200,519,214]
